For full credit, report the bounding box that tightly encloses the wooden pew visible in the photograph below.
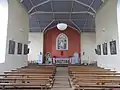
[0,83,51,89]
[69,66,120,90]
[0,65,56,89]
[74,84,120,90]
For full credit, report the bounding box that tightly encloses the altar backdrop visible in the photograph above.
[44,27,80,58]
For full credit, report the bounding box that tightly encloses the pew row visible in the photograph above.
[0,65,56,89]
[68,66,120,90]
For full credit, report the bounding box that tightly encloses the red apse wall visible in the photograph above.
[44,27,80,58]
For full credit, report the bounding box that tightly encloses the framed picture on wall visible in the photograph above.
[17,43,22,54]
[24,44,28,55]
[110,40,117,55]
[8,40,15,54]
[94,49,98,54]
[102,43,108,55]
[97,45,101,55]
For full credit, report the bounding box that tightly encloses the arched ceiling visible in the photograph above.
[19,0,105,32]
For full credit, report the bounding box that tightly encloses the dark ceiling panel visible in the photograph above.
[22,0,32,11]
[29,19,40,27]
[91,0,103,11]
[20,0,104,32]
[77,0,94,5]
[31,13,53,21]
[34,2,52,12]
[73,2,88,12]
[39,20,53,30]
[30,9,36,14]
[31,0,47,6]
[46,21,58,30]
[81,20,95,31]
[72,20,85,27]
[71,13,94,19]
[53,1,72,12]
[30,28,41,32]
[54,14,69,19]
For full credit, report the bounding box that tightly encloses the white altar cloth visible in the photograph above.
[49,58,70,64]
[49,58,70,60]
[55,58,70,60]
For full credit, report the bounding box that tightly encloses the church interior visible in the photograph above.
[1,0,120,89]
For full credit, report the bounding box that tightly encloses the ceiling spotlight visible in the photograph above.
[57,23,67,31]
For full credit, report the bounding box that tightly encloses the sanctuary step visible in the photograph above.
[56,64,69,67]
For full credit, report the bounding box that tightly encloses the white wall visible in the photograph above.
[0,0,8,63]
[81,32,96,63]
[28,32,43,61]
[96,0,120,71]
[28,32,96,63]
[0,0,29,72]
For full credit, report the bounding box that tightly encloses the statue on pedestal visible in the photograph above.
[73,52,79,64]
[45,52,51,64]
[38,52,43,64]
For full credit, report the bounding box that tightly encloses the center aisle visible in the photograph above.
[52,67,73,90]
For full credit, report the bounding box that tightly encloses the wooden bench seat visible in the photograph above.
[1,75,53,79]
[0,79,53,89]
[1,73,53,76]
[0,78,52,83]
[0,65,56,89]
[74,84,120,90]
[70,72,119,75]
[0,83,51,89]
[69,66,120,90]
[71,74,120,78]
[69,69,113,72]
[4,71,54,74]
[73,78,120,83]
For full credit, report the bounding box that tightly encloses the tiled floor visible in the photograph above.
[51,67,73,90]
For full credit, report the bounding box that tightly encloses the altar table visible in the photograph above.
[50,58,71,64]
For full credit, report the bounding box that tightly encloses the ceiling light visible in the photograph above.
[57,23,67,31]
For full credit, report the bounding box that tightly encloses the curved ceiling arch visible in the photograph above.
[75,0,96,13]
[20,0,105,32]
[28,0,50,13]
[30,11,95,17]
[44,24,81,34]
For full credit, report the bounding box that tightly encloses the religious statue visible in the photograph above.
[38,52,43,64]
[73,52,79,64]
[45,52,51,64]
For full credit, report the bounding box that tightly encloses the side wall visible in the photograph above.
[28,33,43,61]
[96,0,120,71]
[0,0,29,72]
[81,32,96,63]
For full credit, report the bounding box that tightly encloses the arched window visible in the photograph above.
[56,33,68,50]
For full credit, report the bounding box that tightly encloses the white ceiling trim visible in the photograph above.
[43,20,55,32]
[101,0,104,3]
[83,0,95,31]
[28,0,50,13]
[71,20,81,32]
[20,0,23,3]
[30,11,95,16]
[75,0,96,13]
[44,24,80,34]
